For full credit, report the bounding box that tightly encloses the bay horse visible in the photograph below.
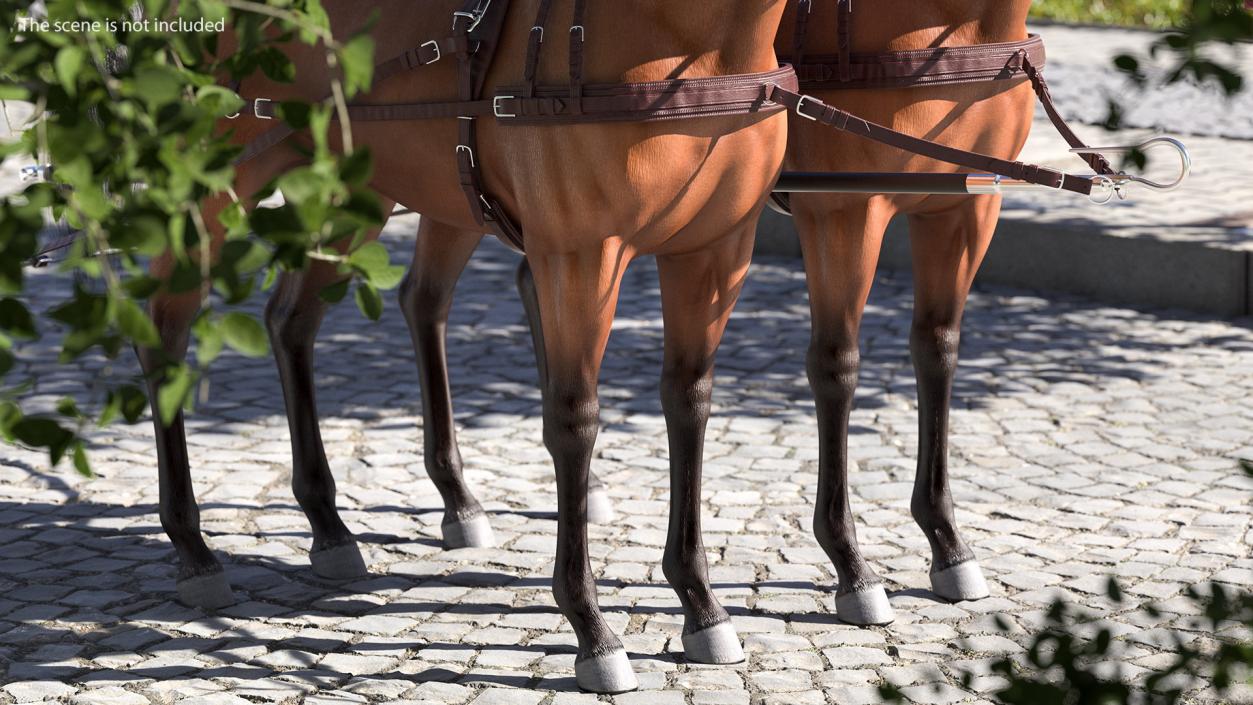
[139,0,790,692]
[393,0,1042,625]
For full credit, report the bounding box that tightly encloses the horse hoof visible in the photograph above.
[442,514,496,549]
[587,489,615,524]
[575,649,638,694]
[682,621,745,664]
[930,560,990,602]
[176,571,235,610]
[310,541,368,579]
[835,584,895,625]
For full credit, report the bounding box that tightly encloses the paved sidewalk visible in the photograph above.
[1,221,1250,704]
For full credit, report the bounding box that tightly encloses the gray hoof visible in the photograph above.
[930,560,990,602]
[575,648,638,694]
[682,621,744,664]
[442,514,496,549]
[835,584,895,625]
[587,489,615,524]
[310,541,368,579]
[176,571,235,610]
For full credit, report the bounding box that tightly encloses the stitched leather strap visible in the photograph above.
[795,34,1048,90]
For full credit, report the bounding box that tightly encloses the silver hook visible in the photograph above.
[1071,136,1192,193]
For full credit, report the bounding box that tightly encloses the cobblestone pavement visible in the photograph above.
[2,218,1252,704]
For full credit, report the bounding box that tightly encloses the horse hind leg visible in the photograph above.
[398,219,497,548]
[906,201,1000,602]
[516,259,615,524]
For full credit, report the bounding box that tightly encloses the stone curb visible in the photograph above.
[756,210,1252,318]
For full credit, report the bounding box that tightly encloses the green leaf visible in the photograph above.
[156,364,194,427]
[12,417,74,463]
[220,312,269,357]
[348,242,406,290]
[354,282,383,321]
[115,299,161,348]
[339,34,375,98]
[72,442,92,478]
[54,46,86,96]
[191,313,226,367]
[319,279,350,303]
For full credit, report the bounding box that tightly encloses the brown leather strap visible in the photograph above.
[795,35,1048,90]
[793,0,813,65]
[492,66,797,125]
[523,0,554,97]
[836,0,851,82]
[771,85,1096,195]
[1021,53,1114,176]
[569,0,588,115]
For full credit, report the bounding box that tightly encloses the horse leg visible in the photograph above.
[528,246,636,694]
[906,200,999,602]
[796,201,896,625]
[140,260,233,608]
[655,228,757,665]
[265,198,394,578]
[515,259,614,524]
[397,219,494,548]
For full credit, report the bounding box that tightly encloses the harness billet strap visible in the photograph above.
[792,0,851,83]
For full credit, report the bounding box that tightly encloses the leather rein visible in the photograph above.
[227,0,1120,254]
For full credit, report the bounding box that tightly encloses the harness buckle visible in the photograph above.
[420,40,441,65]
[453,0,492,32]
[493,96,517,119]
[795,94,821,121]
[254,98,273,120]
[455,144,476,168]
[570,25,585,41]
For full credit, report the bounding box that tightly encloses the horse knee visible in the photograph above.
[264,295,319,353]
[543,387,600,456]
[910,321,960,378]
[659,364,713,421]
[806,336,860,401]
[398,273,452,328]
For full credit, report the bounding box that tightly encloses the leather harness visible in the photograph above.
[228,0,1121,253]
[232,0,798,251]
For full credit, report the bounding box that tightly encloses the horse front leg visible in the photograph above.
[528,245,636,694]
[516,259,615,523]
[654,225,759,665]
[141,243,233,608]
[906,201,1000,602]
[796,201,896,625]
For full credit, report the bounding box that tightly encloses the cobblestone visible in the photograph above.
[1,222,1249,702]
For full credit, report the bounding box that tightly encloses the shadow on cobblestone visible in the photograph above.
[3,230,1251,701]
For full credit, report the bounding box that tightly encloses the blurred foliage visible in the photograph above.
[0,0,399,473]
[1031,0,1189,29]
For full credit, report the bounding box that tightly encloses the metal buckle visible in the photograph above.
[420,40,441,65]
[493,96,517,119]
[455,144,476,168]
[453,0,492,32]
[795,94,820,120]
[254,98,273,120]
[570,25,585,41]
[530,26,544,42]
